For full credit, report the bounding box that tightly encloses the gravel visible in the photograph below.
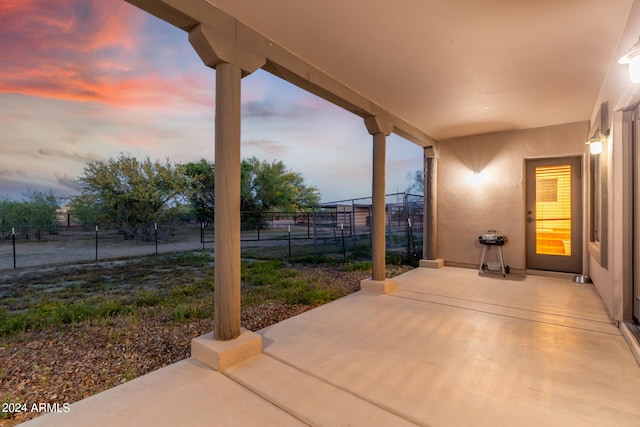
[0,264,411,426]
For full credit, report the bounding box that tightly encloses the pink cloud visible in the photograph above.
[0,0,139,58]
[0,0,213,110]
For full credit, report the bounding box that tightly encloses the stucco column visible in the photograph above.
[420,144,444,268]
[361,116,396,293]
[214,62,242,341]
[187,25,265,370]
[371,131,387,280]
[189,21,266,350]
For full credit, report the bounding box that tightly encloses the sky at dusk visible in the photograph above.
[0,0,423,204]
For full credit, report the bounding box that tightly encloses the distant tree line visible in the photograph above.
[2,158,427,243]
[0,189,59,238]
[1,154,321,241]
[65,153,321,241]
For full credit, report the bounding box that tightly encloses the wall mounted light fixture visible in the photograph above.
[618,37,640,83]
[585,131,606,155]
[465,167,488,186]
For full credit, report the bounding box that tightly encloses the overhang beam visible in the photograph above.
[126,0,437,147]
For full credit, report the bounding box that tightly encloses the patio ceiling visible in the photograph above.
[209,0,632,142]
[130,0,634,144]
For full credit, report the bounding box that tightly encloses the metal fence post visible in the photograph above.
[95,225,98,261]
[406,216,411,260]
[312,206,317,259]
[341,223,346,260]
[351,200,357,256]
[154,222,158,255]
[404,193,410,259]
[288,225,291,262]
[12,227,16,269]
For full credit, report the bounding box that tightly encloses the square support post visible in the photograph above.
[421,145,444,269]
[214,62,242,341]
[363,116,397,293]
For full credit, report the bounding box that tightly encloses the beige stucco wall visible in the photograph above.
[438,121,589,271]
[586,0,640,321]
[587,113,618,319]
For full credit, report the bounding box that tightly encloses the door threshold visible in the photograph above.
[525,269,577,280]
[621,322,640,367]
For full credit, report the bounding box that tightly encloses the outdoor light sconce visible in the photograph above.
[585,131,606,155]
[586,102,609,155]
[619,36,640,83]
[466,167,488,186]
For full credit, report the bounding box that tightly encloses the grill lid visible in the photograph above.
[478,230,507,244]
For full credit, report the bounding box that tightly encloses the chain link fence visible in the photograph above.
[312,192,423,261]
[0,193,423,269]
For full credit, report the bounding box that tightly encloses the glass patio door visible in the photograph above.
[525,157,582,273]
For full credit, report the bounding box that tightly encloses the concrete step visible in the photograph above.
[225,354,417,426]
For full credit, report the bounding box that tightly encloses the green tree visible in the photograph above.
[0,195,19,233]
[68,193,102,230]
[241,157,320,230]
[184,157,321,229]
[405,169,424,194]
[0,189,59,238]
[71,154,188,240]
[184,159,215,222]
[241,157,320,212]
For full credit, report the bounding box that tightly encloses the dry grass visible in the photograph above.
[0,252,412,425]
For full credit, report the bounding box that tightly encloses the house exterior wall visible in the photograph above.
[436,1,640,323]
[588,113,621,319]
[586,0,640,322]
[438,121,589,271]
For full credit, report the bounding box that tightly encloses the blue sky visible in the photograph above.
[0,0,423,204]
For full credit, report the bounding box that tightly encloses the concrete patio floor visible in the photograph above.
[22,266,640,426]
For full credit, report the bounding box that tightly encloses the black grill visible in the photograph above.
[478,233,508,246]
[478,230,509,276]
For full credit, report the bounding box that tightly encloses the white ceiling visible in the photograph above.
[209,0,633,141]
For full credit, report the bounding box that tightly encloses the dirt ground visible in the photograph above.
[0,233,352,271]
[0,239,207,270]
[0,256,411,426]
